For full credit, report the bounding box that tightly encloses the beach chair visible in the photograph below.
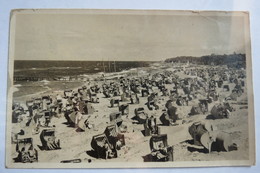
[91,133,116,159]
[210,102,233,119]
[40,128,61,150]
[33,98,42,107]
[64,89,73,98]
[149,134,173,162]
[14,138,38,163]
[134,107,148,124]
[104,125,125,150]
[118,104,129,115]
[188,122,237,153]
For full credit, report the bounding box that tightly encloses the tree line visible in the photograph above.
[165,53,246,68]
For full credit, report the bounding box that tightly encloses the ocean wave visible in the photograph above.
[14,84,22,87]
[13,86,19,93]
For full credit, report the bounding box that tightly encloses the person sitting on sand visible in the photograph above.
[72,96,78,107]
[151,143,167,161]
[157,143,168,160]
[74,107,83,128]
[116,139,123,150]
[104,141,113,159]
[148,115,157,134]
[147,93,159,110]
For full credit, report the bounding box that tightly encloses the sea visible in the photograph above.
[14,60,154,78]
[12,60,156,98]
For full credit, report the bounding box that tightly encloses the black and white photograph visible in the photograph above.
[6,9,255,168]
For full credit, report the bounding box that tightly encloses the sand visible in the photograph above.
[10,64,249,164]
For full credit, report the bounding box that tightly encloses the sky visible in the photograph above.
[13,10,247,61]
